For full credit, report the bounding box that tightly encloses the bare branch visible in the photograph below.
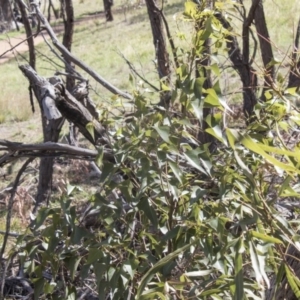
[30,1,133,100]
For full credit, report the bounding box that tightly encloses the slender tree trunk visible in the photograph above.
[253,0,274,99]
[16,0,35,69]
[216,13,257,119]
[61,0,75,92]
[196,0,215,149]
[61,0,77,146]
[145,0,171,108]
[288,18,300,88]
[103,0,113,22]
[0,0,12,32]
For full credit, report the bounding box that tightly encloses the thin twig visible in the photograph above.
[0,157,35,298]
[117,50,159,91]
[0,30,42,59]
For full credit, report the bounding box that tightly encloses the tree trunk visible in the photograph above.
[103,0,113,22]
[217,13,257,119]
[145,0,171,108]
[16,0,35,69]
[253,0,274,99]
[61,0,77,145]
[196,0,215,149]
[288,18,300,88]
[0,0,12,32]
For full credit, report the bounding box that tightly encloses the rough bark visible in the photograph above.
[19,65,64,212]
[145,0,171,107]
[16,0,36,69]
[0,0,12,32]
[216,13,257,119]
[19,65,107,146]
[288,18,300,88]
[253,0,274,98]
[47,0,58,21]
[103,0,113,22]
[61,0,75,91]
[61,0,77,145]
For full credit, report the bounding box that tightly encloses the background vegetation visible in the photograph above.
[1,0,300,299]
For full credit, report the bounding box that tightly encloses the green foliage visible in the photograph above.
[7,1,300,299]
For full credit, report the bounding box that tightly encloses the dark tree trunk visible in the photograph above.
[196,0,215,149]
[288,18,300,88]
[253,0,274,99]
[61,0,75,92]
[61,0,77,146]
[103,0,113,22]
[16,0,35,69]
[145,0,171,108]
[0,0,12,32]
[217,13,257,119]
[47,0,58,22]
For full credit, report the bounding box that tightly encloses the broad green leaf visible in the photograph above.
[184,149,208,176]
[285,264,300,298]
[206,126,224,143]
[85,122,95,141]
[136,243,192,298]
[191,97,204,122]
[169,161,183,183]
[248,239,269,289]
[154,125,171,144]
[184,1,198,18]
[241,135,300,175]
[250,231,283,244]
[33,278,45,300]
[96,146,104,168]
[65,256,82,280]
[137,197,158,228]
[204,88,221,107]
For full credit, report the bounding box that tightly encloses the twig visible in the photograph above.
[31,2,133,100]
[0,31,42,59]
[158,1,179,70]
[0,157,35,299]
[117,50,159,91]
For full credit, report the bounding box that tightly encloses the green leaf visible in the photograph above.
[154,125,171,144]
[184,1,198,18]
[248,239,269,289]
[169,161,183,183]
[65,256,82,280]
[136,243,192,298]
[250,231,283,244]
[85,122,95,141]
[285,264,300,298]
[241,135,300,175]
[33,278,45,300]
[184,149,209,176]
[137,197,158,228]
[204,88,221,108]
[234,238,244,300]
[96,146,104,168]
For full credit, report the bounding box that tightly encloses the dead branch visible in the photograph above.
[0,157,35,298]
[0,140,114,167]
[30,1,133,100]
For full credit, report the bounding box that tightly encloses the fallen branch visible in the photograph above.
[0,140,114,167]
